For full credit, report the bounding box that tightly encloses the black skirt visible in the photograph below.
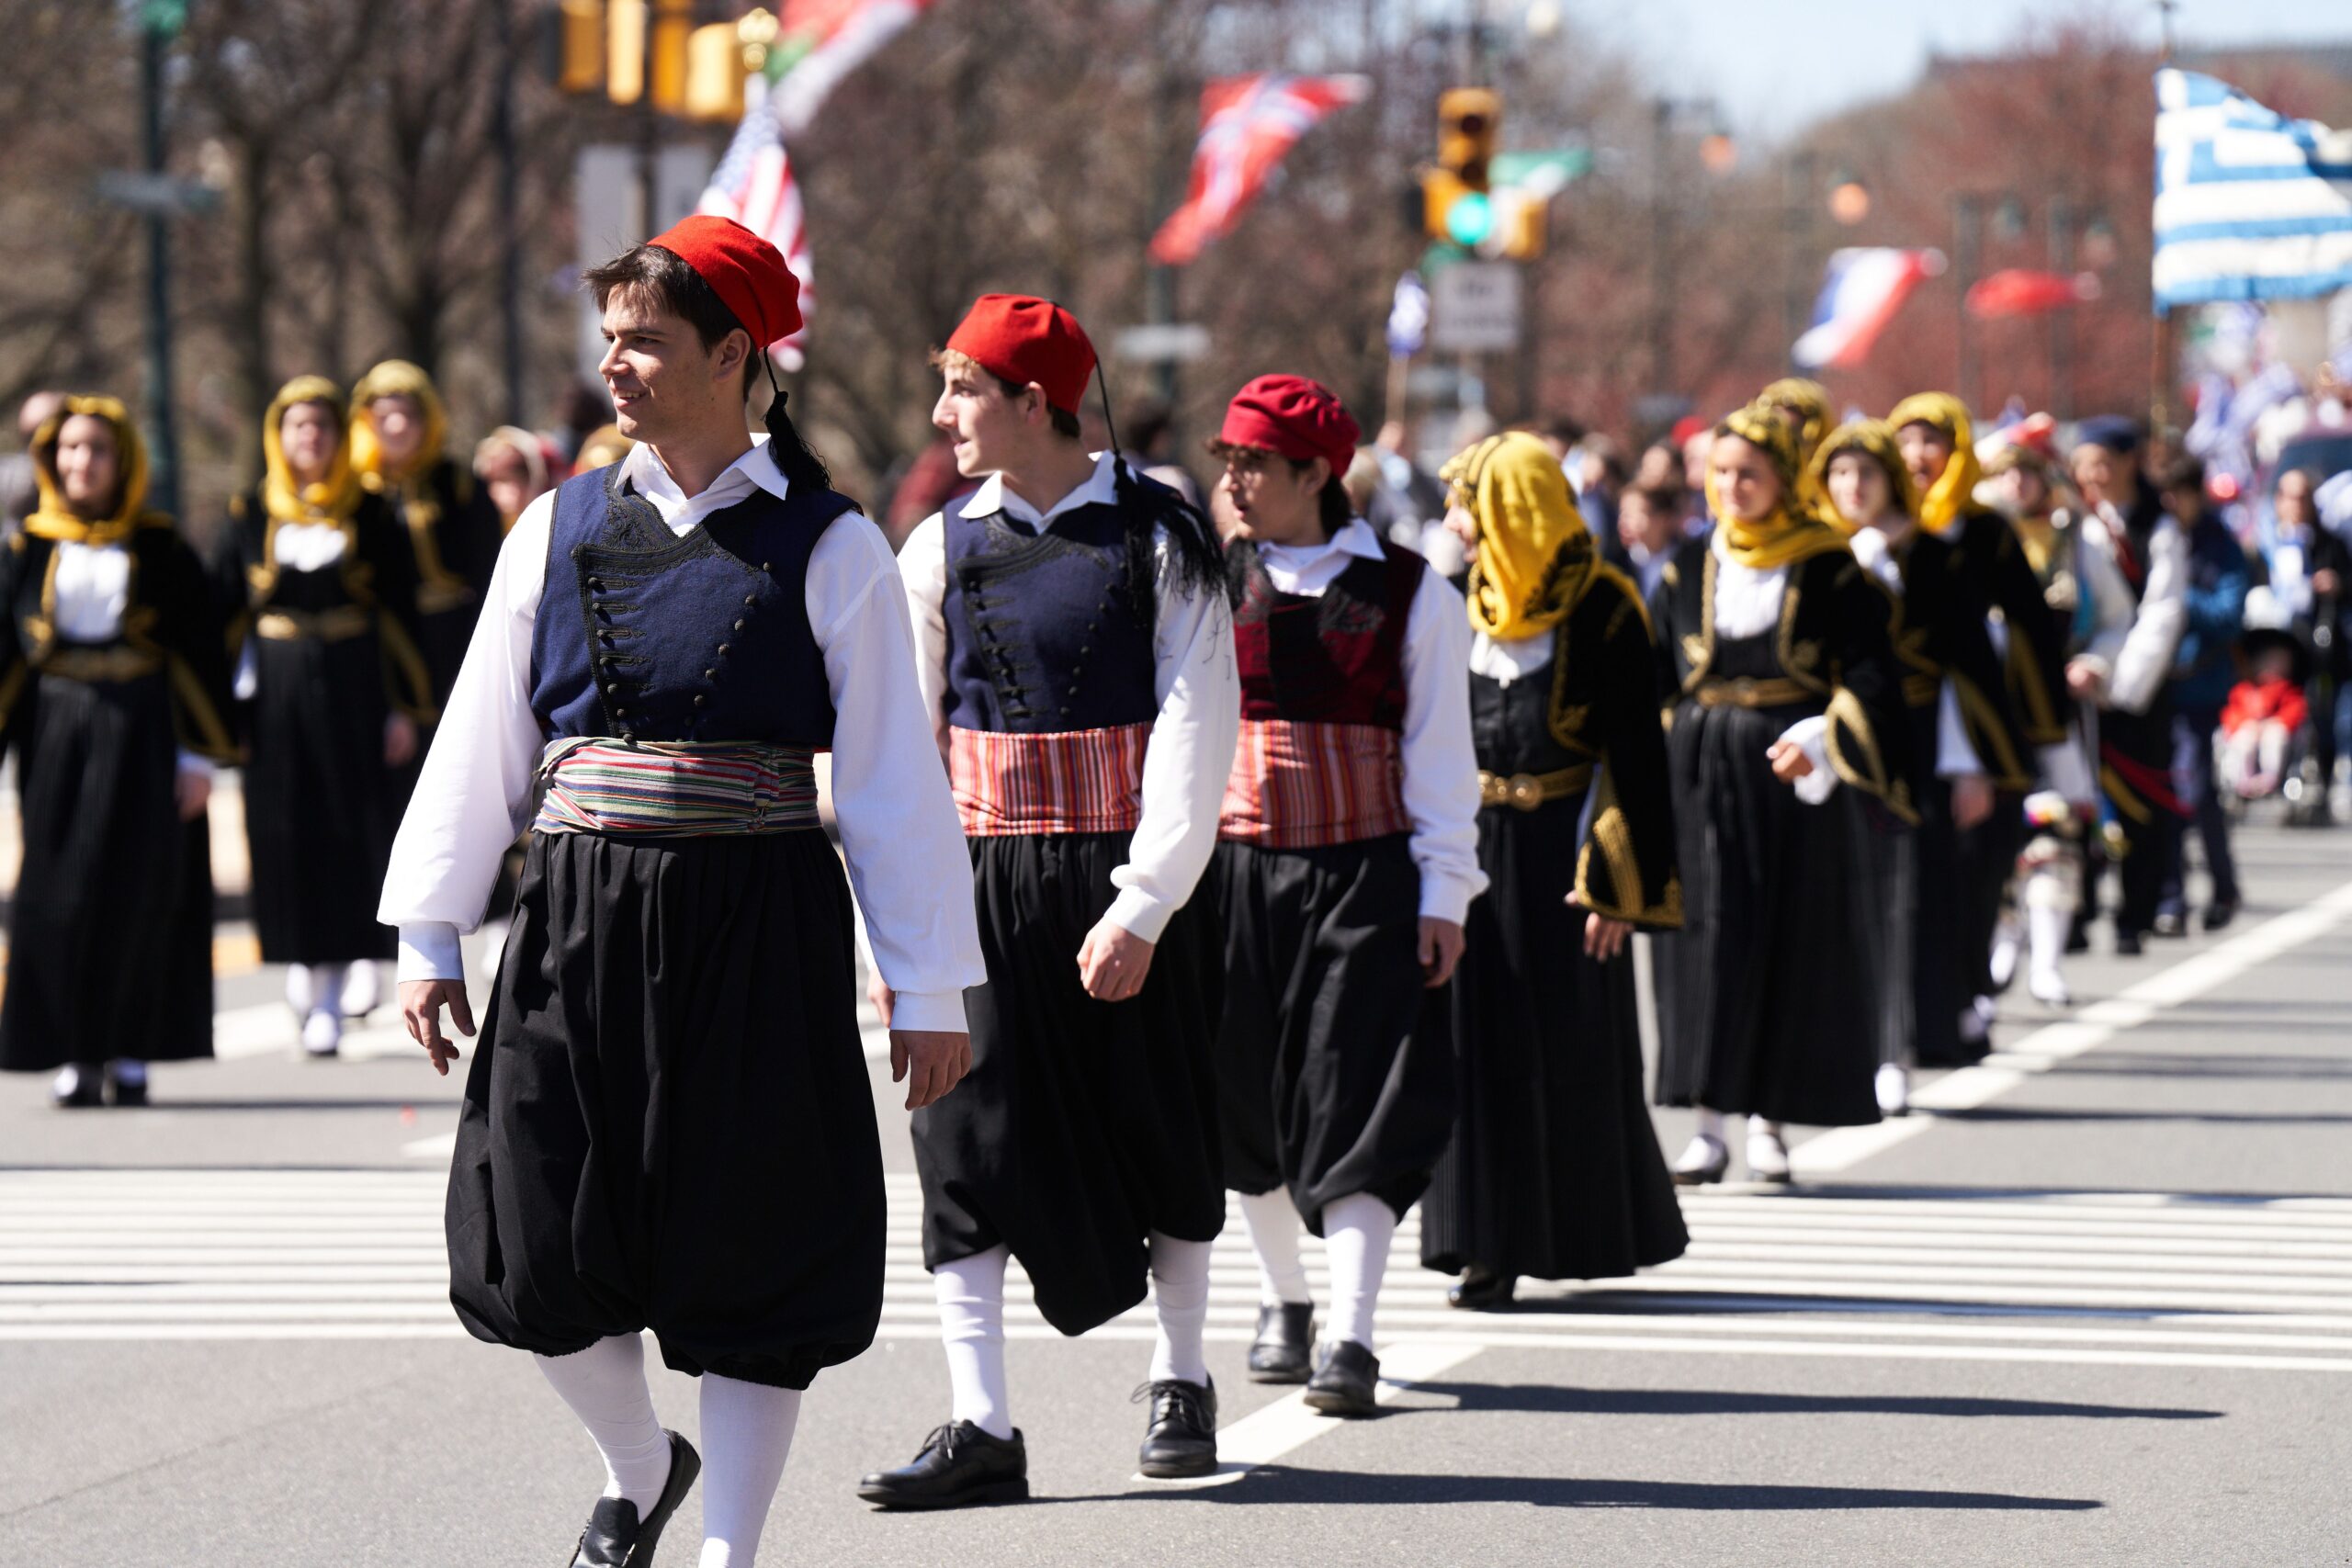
[0,671,211,1071]
[912,831,1224,1337]
[1420,783,1687,1280]
[1653,700,1886,1128]
[243,633,399,964]
[444,829,883,1390]
[1210,833,1454,1232]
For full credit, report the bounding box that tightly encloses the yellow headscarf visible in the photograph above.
[263,375,364,525]
[1887,391,1980,536]
[575,424,633,474]
[1706,402,1851,570]
[1759,377,1833,507]
[1441,431,1597,642]
[349,359,449,488]
[23,396,173,547]
[1808,419,1919,535]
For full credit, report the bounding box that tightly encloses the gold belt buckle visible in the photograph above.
[1506,773,1547,811]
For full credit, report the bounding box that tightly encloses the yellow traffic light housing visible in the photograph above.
[556,0,605,95]
[1438,88,1500,190]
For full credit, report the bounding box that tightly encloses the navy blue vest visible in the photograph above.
[529,466,853,747]
[939,484,1162,734]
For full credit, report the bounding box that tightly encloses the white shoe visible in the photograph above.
[1746,1124,1791,1183]
[340,962,381,1020]
[284,963,315,1020]
[2027,966,2072,1008]
[300,1009,342,1059]
[1875,1062,1910,1116]
[1987,922,2020,991]
[1670,1134,1730,1186]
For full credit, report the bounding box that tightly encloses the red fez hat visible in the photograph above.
[646,214,803,347]
[944,295,1097,415]
[1218,374,1361,479]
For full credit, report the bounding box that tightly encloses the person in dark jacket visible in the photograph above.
[2152,455,2248,932]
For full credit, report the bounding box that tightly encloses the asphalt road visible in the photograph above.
[5,818,2349,1566]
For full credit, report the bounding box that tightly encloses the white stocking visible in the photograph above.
[1236,1189,1313,1307]
[695,1374,801,1568]
[1322,1193,1398,1350]
[536,1335,673,1514]
[934,1246,1012,1438]
[1148,1230,1213,1386]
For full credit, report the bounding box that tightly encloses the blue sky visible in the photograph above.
[1574,0,2341,140]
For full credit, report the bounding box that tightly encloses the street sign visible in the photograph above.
[1429,261,1521,354]
[94,171,220,216]
[1113,323,1212,363]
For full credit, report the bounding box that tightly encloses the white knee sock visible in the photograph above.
[1236,1190,1313,1308]
[536,1334,673,1515]
[1694,1106,1729,1144]
[1322,1193,1398,1350]
[1148,1230,1213,1386]
[935,1247,1012,1439]
[695,1374,801,1568]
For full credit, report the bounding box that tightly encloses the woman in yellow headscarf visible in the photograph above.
[351,360,503,712]
[1648,403,1917,1185]
[214,375,435,1058]
[1419,431,1686,1310]
[1759,377,1834,510]
[1888,392,2069,1053]
[0,398,235,1106]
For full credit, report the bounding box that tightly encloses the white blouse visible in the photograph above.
[377,437,988,1036]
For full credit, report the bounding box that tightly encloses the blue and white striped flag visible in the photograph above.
[2154,69,2352,312]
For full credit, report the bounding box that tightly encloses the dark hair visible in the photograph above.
[2154,453,2207,499]
[1288,460,1353,535]
[1542,414,1587,448]
[926,347,1083,439]
[582,242,836,499]
[1623,481,1683,515]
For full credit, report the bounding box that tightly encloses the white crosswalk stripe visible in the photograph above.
[6,1169,2351,1372]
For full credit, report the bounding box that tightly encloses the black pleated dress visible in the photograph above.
[916,830,1225,1337]
[1420,578,1689,1281]
[0,527,233,1073]
[1211,831,1453,1231]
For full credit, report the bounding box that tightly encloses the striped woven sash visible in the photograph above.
[534,739,820,838]
[947,722,1150,836]
[1217,718,1408,849]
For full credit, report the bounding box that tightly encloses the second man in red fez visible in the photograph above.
[1204,374,1485,1412]
[857,295,1239,1505]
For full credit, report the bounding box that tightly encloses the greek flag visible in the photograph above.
[2154,69,2352,311]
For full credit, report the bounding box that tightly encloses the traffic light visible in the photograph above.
[1422,88,1501,247]
[555,0,605,95]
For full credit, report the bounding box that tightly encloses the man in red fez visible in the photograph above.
[856,295,1238,1505]
[1202,374,1483,1413]
[384,219,984,1566]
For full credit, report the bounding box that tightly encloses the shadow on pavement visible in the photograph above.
[83,1098,462,1113]
[1403,1382,2221,1421]
[2039,1049,2352,1078]
[1928,1106,2352,1126]
[1093,1470,2103,1511]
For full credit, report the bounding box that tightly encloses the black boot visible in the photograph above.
[1134,1377,1218,1478]
[1447,1268,1517,1311]
[1246,1303,1314,1383]
[856,1422,1029,1510]
[1303,1340,1380,1417]
[570,1430,698,1567]
[50,1066,103,1109]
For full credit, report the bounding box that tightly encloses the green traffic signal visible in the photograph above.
[1444,190,1494,248]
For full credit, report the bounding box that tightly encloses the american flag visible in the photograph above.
[698,77,811,370]
[1150,73,1369,266]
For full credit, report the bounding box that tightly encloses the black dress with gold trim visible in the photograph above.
[368,457,501,712]
[0,527,236,1071]
[1889,528,2031,1066]
[214,489,433,964]
[1650,542,1918,1128]
[1420,569,1689,1280]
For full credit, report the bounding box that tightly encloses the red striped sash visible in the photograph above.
[1218,718,1408,849]
[534,739,820,837]
[948,723,1151,836]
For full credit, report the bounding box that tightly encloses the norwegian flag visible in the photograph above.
[698,77,813,370]
[1150,73,1369,266]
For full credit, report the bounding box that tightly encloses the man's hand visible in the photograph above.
[1566,890,1634,961]
[867,973,895,1029]
[1767,738,1815,784]
[399,978,474,1077]
[385,713,419,768]
[1077,918,1155,1002]
[175,768,212,823]
[2065,658,2104,699]
[1951,772,1996,831]
[2313,567,2341,599]
[891,1030,971,1111]
[1418,917,1464,987]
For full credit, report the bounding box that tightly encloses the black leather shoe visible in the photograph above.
[1134,1377,1217,1477]
[2114,928,2143,956]
[1247,1303,1314,1382]
[1447,1268,1517,1312]
[105,1067,149,1108]
[2202,898,2240,931]
[51,1068,103,1109]
[2152,909,2187,938]
[570,1429,698,1567]
[856,1421,1029,1510]
[1303,1340,1380,1417]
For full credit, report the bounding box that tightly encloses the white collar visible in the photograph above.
[964,451,1121,527]
[620,433,788,507]
[1261,516,1383,565]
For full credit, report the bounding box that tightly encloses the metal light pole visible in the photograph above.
[139,3,182,518]
[492,0,526,424]
[2048,196,2075,423]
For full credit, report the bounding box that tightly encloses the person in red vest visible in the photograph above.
[1202,375,1483,1413]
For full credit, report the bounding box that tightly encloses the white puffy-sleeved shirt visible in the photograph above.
[377,436,988,1036]
[1709,527,1843,806]
[1250,518,1487,925]
[897,453,1241,943]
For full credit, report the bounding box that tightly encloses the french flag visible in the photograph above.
[1792,247,1947,369]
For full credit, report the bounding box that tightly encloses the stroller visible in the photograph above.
[2217,591,2317,821]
